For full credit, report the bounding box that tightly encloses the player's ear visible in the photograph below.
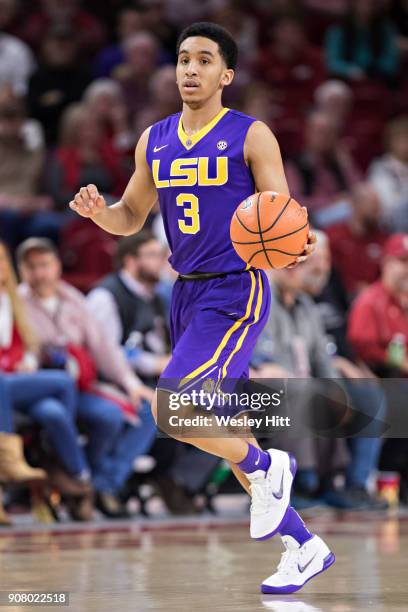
[221,69,234,87]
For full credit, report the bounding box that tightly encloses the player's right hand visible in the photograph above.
[69,184,106,217]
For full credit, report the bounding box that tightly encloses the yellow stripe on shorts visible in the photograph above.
[219,271,263,383]
[178,270,257,388]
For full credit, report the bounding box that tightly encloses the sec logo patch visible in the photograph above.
[217,140,228,151]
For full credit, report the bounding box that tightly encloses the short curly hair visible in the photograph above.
[176,22,238,70]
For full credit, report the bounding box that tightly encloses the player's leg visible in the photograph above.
[161,269,334,592]
[155,270,296,538]
[228,435,261,494]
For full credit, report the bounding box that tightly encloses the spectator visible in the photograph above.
[20,0,106,58]
[134,66,179,137]
[0,94,44,208]
[93,6,144,78]
[348,232,408,377]
[87,231,170,387]
[299,231,387,510]
[348,231,408,504]
[250,267,353,509]
[325,0,400,84]
[83,79,134,154]
[0,239,97,520]
[46,103,128,210]
[0,7,35,95]
[0,91,55,250]
[369,115,408,232]
[113,31,160,122]
[256,14,325,116]
[17,238,156,518]
[241,81,278,129]
[87,232,202,514]
[27,25,91,146]
[285,110,361,225]
[0,239,47,485]
[327,183,389,298]
[314,79,353,131]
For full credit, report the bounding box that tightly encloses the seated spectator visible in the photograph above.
[83,79,134,155]
[256,14,325,116]
[325,0,400,84]
[348,232,408,377]
[299,230,387,510]
[93,6,144,79]
[113,31,160,122]
[250,266,353,509]
[0,239,97,519]
[314,80,353,132]
[134,66,179,138]
[348,231,408,504]
[0,91,58,249]
[285,110,361,225]
[17,238,156,518]
[87,232,204,515]
[20,0,106,58]
[27,25,91,146]
[46,103,128,210]
[241,81,278,130]
[369,115,408,232]
[0,14,35,95]
[0,94,44,206]
[87,231,170,388]
[0,239,46,484]
[327,183,389,298]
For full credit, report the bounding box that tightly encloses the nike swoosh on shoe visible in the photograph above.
[298,553,317,573]
[272,471,284,499]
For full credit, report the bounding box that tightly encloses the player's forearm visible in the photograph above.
[91,200,144,236]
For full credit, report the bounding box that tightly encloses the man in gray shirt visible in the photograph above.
[251,267,350,508]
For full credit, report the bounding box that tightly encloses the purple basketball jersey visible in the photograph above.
[146,108,256,274]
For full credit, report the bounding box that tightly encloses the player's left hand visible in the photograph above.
[287,228,317,268]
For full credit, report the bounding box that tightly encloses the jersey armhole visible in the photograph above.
[242,119,258,168]
[145,125,155,168]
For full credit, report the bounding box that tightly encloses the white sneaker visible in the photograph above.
[248,449,297,540]
[261,535,335,595]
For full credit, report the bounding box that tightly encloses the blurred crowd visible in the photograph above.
[0,0,408,525]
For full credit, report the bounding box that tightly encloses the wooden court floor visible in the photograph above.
[0,513,406,612]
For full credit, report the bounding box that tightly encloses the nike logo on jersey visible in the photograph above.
[153,144,169,152]
[272,471,284,499]
[254,452,261,466]
[298,553,317,573]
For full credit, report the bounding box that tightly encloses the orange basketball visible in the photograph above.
[230,192,309,269]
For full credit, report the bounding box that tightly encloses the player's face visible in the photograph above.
[176,37,234,108]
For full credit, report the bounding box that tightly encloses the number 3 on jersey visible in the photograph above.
[177,193,200,235]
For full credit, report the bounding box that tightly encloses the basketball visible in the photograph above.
[230,192,309,269]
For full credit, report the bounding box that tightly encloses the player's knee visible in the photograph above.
[152,388,186,440]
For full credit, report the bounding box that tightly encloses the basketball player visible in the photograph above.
[70,22,335,593]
